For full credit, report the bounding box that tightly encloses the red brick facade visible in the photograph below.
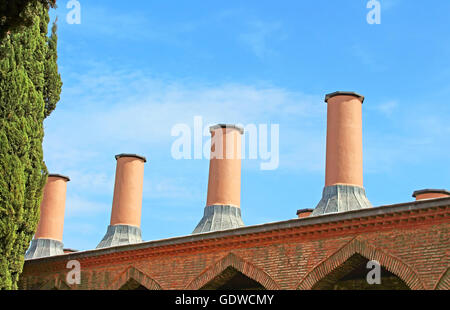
[19,198,450,290]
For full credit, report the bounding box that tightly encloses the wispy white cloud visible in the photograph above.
[351,44,387,72]
[44,61,450,219]
[370,100,398,117]
[56,5,199,47]
[239,20,287,59]
[363,99,450,174]
[65,195,110,218]
[382,0,402,11]
[143,176,201,200]
[413,114,450,137]
[46,63,324,153]
[64,222,99,236]
[64,170,114,194]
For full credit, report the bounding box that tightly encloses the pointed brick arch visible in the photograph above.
[108,266,162,290]
[185,253,280,290]
[39,277,71,290]
[297,238,425,290]
[434,268,449,290]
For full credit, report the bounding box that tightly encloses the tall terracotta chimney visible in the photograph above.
[312,92,372,216]
[193,124,245,234]
[413,189,450,201]
[97,154,146,248]
[25,174,70,259]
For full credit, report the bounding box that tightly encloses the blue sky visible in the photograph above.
[45,0,450,251]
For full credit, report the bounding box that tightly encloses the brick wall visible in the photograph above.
[19,202,450,290]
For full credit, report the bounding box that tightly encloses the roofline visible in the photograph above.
[25,197,450,264]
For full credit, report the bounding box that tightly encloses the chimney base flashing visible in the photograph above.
[96,225,142,249]
[25,239,64,260]
[193,205,245,234]
[312,184,372,216]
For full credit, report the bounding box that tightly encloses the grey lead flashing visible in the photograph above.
[96,225,143,249]
[210,124,244,135]
[115,154,147,163]
[25,239,64,259]
[312,185,372,216]
[193,205,245,234]
[24,197,450,264]
[412,189,450,198]
[325,91,365,103]
[48,174,71,182]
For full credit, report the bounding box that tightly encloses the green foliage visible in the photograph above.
[44,20,62,118]
[0,0,57,40]
[0,1,61,290]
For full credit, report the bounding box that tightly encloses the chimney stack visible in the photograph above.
[312,92,372,216]
[193,124,245,234]
[25,174,70,259]
[413,189,450,201]
[297,209,314,219]
[97,154,146,249]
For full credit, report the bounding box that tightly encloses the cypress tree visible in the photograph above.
[0,1,57,40]
[0,1,61,290]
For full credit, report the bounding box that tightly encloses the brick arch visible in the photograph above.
[185,253,280,290]
[39,276,71,290]
[434,268,449,290]
[107,266,162,290]
[297,238,425,290]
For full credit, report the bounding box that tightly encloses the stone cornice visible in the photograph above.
[24,197,450,271]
